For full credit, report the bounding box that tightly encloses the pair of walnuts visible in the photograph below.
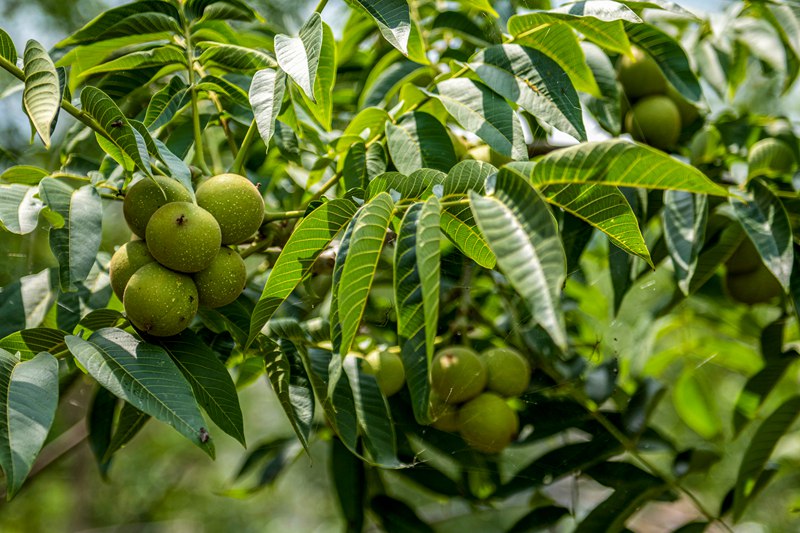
[109,173,264,336]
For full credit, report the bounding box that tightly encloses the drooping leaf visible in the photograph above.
[575,480,666,532]
[0,270,57,338]
[470,168,567,350]
[394,197,440,423]
[730,180,793,292]
[530,140,728,196]
[331,437,365,532]
[663,190,708,295]
[470,44,586,142]
[80,86,151,175]
[87,386,116,477]
[347,0,411,55]
[428,78,527,160]
[733,396,800,520]
[64,329,214,457]
[343,357,401,468]
[276,13,322,100]
[266,338,314,452]
[248,199,357,347]
[370,495,433,532]
[22,40,60,149]
[249,68,286,148]
[300,21,337,130]
[104,401,150,461]
[0,350,59,499]
[332,193,394,358]
[0,166,49,186]
[155,331,245,446]
[508,506,571,533]
[386,112,457,174]
[38,180,103,292]
[625,21,702,103]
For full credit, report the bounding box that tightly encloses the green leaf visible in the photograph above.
[144,76,189,131]
[530,140,728,196]
[443,159,495,196]
[300,21,337,130]
[80,86,151,175]
[0,184,44,235]
[248,199,357,347]
[57,1,180,46]
[87,386,116,477]
[64,329,215,458]
[344,357,401,467]
[0,270,57,338]
[386,112,457,175]
[673,369,720,439]
[276,13,322,100]
[305,347,358,453]
[22,40,60,149]
[370,495,433,532]
[0,166,49,186]
[333,192,395,358]
[81,45,186,78]
[508,506,570,533]
[266,338,314,452]
[731,180,793,292]
[733,396,800,520]
[0,350,59,499]
[184,0,258,22]
[337,107,389,152]
[394,197,440,423]
[625,21,701,103]
[155,331,245,446]
[249,68,286,148]
[507,15,601,96]
[0,28,16,63]
[347,0,411,55]
[663,190,708,295]
[38,180,103,292]
[528,172,651,266]
[470,44,586,142]
[198,44,277,72]
[428,78,527,160]
[197,75,250,109]
[367,169,444,200]
[0,328,68,361]
[470,168,567,350]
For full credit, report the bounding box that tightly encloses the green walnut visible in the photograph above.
[625,95,682,151]
[726,264,783,305]
[618,47,666,99]
[196,173,265,244]
[193,247,246,308]
[109,240,155,301]
[146,202,221,273]
[482,347,531,397]
[430,347,487,404]
[726,238,762,276]
[123,176,193,238]
[458,392,519,454]
[748,138,796,178]
[363,350,406,397]
[430,394,460,432]
[123,262,199,337]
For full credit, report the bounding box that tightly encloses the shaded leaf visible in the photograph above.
[249,68,286,148]
[386,112,457,174]
[0,328,68,361]
[663,190,708,295]
[266,338,314,451]
[65,329,214,457]
[0,350,59,499]
[348,0,411,55]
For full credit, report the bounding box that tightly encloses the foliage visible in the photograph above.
[1,0,800,530]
